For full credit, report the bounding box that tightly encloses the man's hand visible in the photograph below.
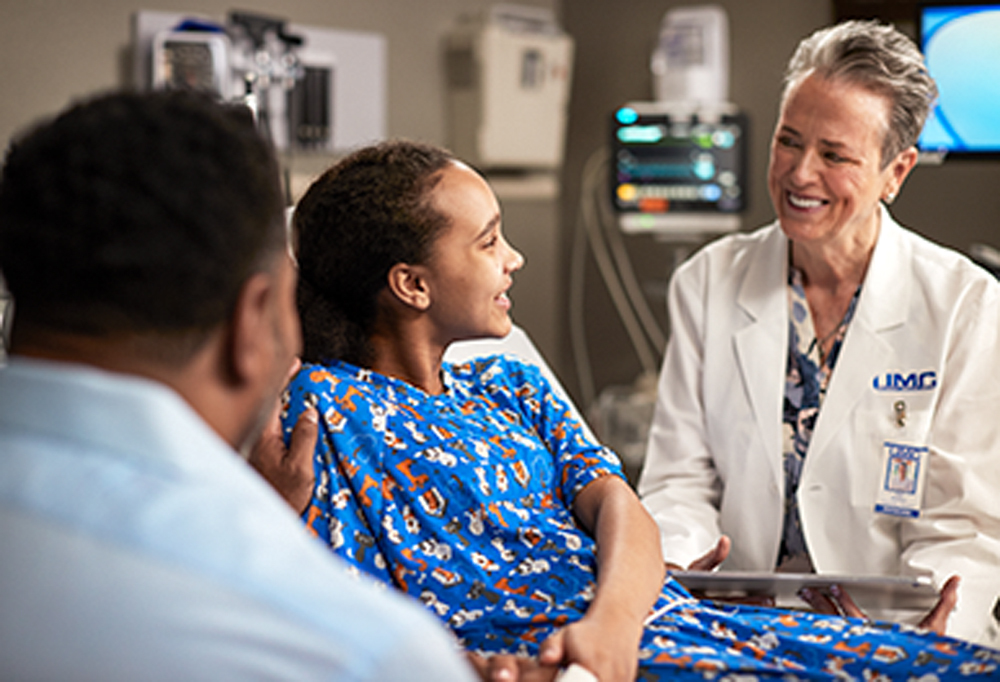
[466,652,559,682]
[248,360,318,514]
[249,404,318,514]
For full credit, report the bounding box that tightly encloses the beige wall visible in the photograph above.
[0,0,553,147]
[0,0,563,362]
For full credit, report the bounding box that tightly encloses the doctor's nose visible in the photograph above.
[789,148,822,184]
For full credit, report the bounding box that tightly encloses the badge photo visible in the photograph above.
[874,441,929,518]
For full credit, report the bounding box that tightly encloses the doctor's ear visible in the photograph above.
[885,146,919,199]
[386,262,432,311]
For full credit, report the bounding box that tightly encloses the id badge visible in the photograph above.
[874,441,928,518]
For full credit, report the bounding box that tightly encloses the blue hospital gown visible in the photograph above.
[282,355,999,680]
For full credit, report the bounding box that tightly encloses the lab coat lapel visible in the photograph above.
[734,224,788,484]
[806,208,911,462]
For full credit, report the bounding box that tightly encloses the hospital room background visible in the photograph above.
[1,0,997,482]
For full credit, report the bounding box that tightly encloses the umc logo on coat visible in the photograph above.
[872,370,937,392]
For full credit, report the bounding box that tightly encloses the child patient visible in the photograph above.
[282,140,998,681]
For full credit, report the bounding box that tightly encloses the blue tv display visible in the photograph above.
[918,3,1000,157]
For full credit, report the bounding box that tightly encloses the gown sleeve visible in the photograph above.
[473,355,627,508]
[282,364,394,585]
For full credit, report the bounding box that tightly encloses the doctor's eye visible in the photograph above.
[776,135,800,149]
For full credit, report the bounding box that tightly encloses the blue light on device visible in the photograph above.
[616,107,639,125]
[617,125,665,144]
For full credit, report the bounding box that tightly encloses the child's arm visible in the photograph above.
[539,476,666,682]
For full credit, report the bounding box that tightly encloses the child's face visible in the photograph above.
[418,161,524,344]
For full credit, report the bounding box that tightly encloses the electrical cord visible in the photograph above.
[569,174,596,408]
[596,152,667,354]
[570,147,667,410]
[581,149,659,374]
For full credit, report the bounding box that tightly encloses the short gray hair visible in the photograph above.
[781,20,938,166]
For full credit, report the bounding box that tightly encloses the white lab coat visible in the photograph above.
[639,207,1000,646]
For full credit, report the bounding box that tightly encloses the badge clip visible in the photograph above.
[893,400,906,427]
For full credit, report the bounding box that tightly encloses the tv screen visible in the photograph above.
[918,3,1000,157]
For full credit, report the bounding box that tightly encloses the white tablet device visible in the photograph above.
[670,570,939,611]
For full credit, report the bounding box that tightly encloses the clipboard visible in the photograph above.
[669,570,939,611]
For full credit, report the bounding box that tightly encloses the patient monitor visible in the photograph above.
[612,5,745,238]
[612,101,747,236]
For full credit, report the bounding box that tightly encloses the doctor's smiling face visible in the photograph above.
[768,72,917,255]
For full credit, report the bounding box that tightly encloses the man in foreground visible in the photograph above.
[0,90,474,681]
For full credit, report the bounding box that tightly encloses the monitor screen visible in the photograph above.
[918,3,1000,157]
[611,106,747,223]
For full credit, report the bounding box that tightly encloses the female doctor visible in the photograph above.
[638,19,1000,646]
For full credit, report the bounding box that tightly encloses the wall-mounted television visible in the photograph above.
[918,3,1000,158]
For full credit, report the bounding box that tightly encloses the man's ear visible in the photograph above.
[386,262,432,311]
[226,270,275,387]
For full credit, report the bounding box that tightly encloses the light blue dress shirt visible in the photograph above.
[0,358,475,681]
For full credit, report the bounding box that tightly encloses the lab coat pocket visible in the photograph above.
[849,393,934,509]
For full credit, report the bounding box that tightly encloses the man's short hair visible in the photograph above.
[0,90,285,359]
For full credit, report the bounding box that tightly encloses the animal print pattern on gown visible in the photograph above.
[283,356,999,680]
